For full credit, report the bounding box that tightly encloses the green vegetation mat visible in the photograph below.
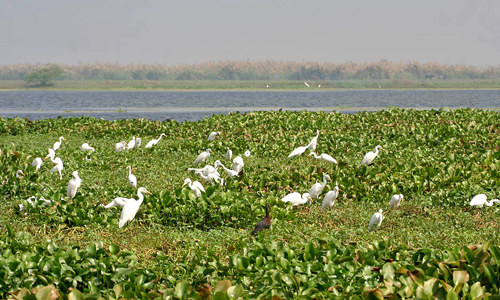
[1,108,500,299]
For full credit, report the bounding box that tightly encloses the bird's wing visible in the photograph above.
[281,192,300,203]
[361,152,375,165]
[194,152,208,165]
[470,194,487,206]
[288,146,306,158]
[145,140,155,148]
[193,181,205,192]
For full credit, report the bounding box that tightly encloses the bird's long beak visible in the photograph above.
[145,190,152,195]
[182,183,186,188]
[21,171,25,176]
[309,196,314,203]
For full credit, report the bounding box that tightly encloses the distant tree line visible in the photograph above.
[1,60,499,81]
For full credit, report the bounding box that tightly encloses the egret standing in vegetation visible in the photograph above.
[309,174,331,200]
[322,185,340,212]
[309,152,337,164]
[307,130,319,151]
[127,166,137,188]
[102,197,129,209]
[80,143,95,152]
[53,136,65,151]
[217,161,240,178]
[225,147,232,160]
[360,145,383,166]
[252,203,271,235]
[389,194,404,210]
[45,151,63,180]
[369,209,383,231]
[232,156,244,173]
[281,192,313,206]
[119,187,152,228]
[182,178,205,198]
[134,138,142,148]
[469,194,500,208]
[288,145,308,158]
[208,131,221,141]
[127,137,136,150]
[67,171,82,199]
[32,157,43,171]
[145,133,166,148]
[115,141,127,152]
[194,149,212,165]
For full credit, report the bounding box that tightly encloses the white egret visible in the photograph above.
[188,162,220,177]
[389,194,404,210]
[194,149,212,165]
[135,138,142,148]
[15,170,25,178]
[281,192,313,206]
[469,194,500,208]
[288,146,308,158]
[45,152,63,180]
[226,147,233,160]
[208,131,221,141]
[102,197,130,209]
[304,82,310,87]
[369,209,384,231]
[145,133,166,148]
[244,150,251,157]
[67,171,82,199]
[309,174,331,200]
[45,148,55,159]
[127,166,137,188]
[195,170,223,186]
[80,143,95,152]
[32,157,43,171]
[182,178,205,198]
[115,141,127,152]
[232,156,244,173]
[127,137,136,150]
[322,186,340,212]
[309,152,337,164]
[217,161,239,178]
[19,196,53,211]
[53,136,65,151]
[119,187,152,228]
[307,130,319,151]
[360,145,383,166]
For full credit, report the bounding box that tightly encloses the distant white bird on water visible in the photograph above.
[322,185,340,212]
[369,209,383,231]
[469,194,500,208]
[304,82,310,87]
[53,136,65,151]
[208,131,221,141]
[194,149,212,165]
[360,145,383,166]
[145,133,166,148]
[309,152,337,164]
[281,192,313,206]
[389,194,404,210]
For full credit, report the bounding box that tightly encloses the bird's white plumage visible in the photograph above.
[53,136,65,151]
[360,145,383,166]
[15,170,25,178]
[194,149,212,165]
[304,82,310,87]
[145,133,165,148]
[103,197,130,209]
[183,178,205,198]
[309,174,331,200]
[288,146,308,158]
[307,130,319,151]
[226,147,232,160]
[369,209,383,231]
[127,137,136,150]
[119,187,152,228]
[322,186,339,212]
[81,143,95,152]
[389,194,404,210]
[67,171,82,199]
[218,161,239,177]
[45,153,63,180]
[32,157,43,171]
[115,141,127,152]
[134,138,142,148]
[281,192,313,206]
[127,166,137,188]
[470,194,500,208]
[232,156,244,173]
[208,131,221,141]
[309,152,337,164]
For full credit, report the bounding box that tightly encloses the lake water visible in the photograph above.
[0,90,498,122]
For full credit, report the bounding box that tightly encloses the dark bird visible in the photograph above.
[251,203,271,235]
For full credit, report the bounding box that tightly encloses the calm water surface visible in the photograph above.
[0,90,498,121]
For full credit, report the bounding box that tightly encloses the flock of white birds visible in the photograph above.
[14,128,497,232]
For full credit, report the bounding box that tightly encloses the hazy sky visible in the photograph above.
[2,0,499,66]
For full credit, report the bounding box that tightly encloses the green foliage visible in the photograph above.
[24,64,65,86]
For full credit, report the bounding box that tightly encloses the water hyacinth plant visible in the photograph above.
[0,108,500,298]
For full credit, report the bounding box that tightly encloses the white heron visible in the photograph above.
[307,130,319,151]
[288,145,308,158]
[127,166,137,188]
[182,178,206,198]
[244,150,251,157]
[281,192,313,206]
[115,141,127,152]
[45,148,55,160]
[309,152,337,164]
[19,196,53,211]
[188,162,220,177]
[126,137,136,150]
[232,156,244,173]
[309,174,331,200]
[226,147,233,160]
[45,152,63,180]
[15,170,25,178]
[194,170,223,186]
[32,157,43,171]
[389,194,404,210]
[67,171,82,199]
[134,138,142,149]
[208,131,221,141]
[322,186,340,212]
[217,161,240,178]
[102,197,130,209]
[360,145,383,166]
[369,209,384,231]
[304,82,310,87]
[119,187,152,228]
[469,194,500,208]
[194,149,212,165]
[80,143,95,152]
[53,136,65,151]
[145,133,166,148]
